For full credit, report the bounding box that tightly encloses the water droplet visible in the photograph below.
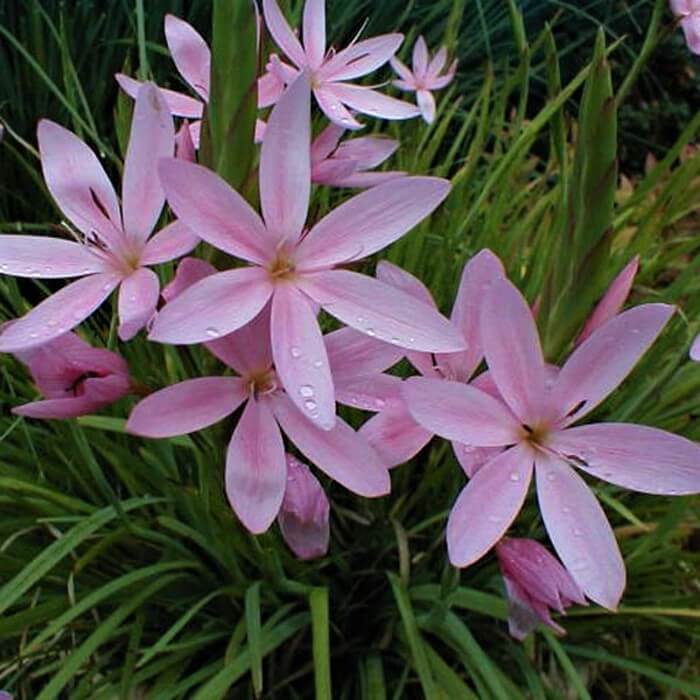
[205,327,220,338]
[299,385,314,398]
[312,360,323,369]
[407,337,416,345]
[0,264,8,271]
[462,445,475,454]
[129,295,137,303]
[350,396,360,405]
[375,398,386,409]
[572,527,583,537]
[48,319,58,327]
[546,471,557,481]
[562,506,571,514]
[487,514,502,523]
[390,336,401,344]
[366,328,376,337]
[569,558,588,572]
[44,265,52,273]
[304,399,317,412]
[356,316,365,324]
[29,331,39,339]
[290,346,302,358]
[330,104,338,111]
[102,282,113,291]
[25,266,35,274]
[509,472,520,482]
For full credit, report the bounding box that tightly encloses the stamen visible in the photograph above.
[566,400,587,418]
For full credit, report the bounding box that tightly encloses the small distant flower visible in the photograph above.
[0,84,198,352]
[0,691,12,700]
[671,1,700,54]
[496,538,587,640]
[150,76,463,431]
[310,123,405,188]
[116,14,269,147]
[128,259,399,533]
[12,332,130,419]
[691,333,700,361]
[576,256,639,345]
[278,454,330,559]
[405,275,700,609]
[390,36,457,124]
[262,0,419,128]
[360,251,505,471]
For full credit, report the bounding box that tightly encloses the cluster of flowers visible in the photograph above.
[2,0,700,640]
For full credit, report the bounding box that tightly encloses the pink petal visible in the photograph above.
[158,158,274,264]
[175,122,196,161]
[333,170,406,189]
[297,177,450,269]
[205,304,273,375]
[258,70,285,108]
[311,159,359,186]
[691,333,700,361]
[314,87,363,129]
[0,274,119,352]
[375,260,435,306]
[535,451,625,610]
[325,83,420,121]
[429,63,457,90]
[417,90,436,124]
[682,16,700,54]
[481,277,546,424]
[412,36,429,79]
[189,120,202,148]
[324,326,404,378]
[550,304,674,426]
[302,0,325,68]
[271,284,335,430]
[226,397,287,534]
[299,269,465,352]
[38,120,122,238]
[334,373,402,411]
[161,257,216,303]
[0,236,104,278]
[140,220,199,265]
[447,444,534,567]
[149,267,273,344]
[549,423,700,495]
[278,454,330,559]
[310,123,345,163]
[126,377,247,437]
[262,0,307,68]
[334,135,399,169]
[319,34,404,82]
[116,74,203,118]
[390,55,414,83]
[122,84,174,243]
[437,249,504,382]
[271,393,390,496]
[452,442,503,478]
[164,14,211,101]
[576,256,639,345]
[671,0,691,16]
[260,74,311,243]
[403,376,522,446]
[360,399,432,467]
[427,46,448,78]
[118,267,160,341]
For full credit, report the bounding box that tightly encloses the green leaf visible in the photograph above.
[245,582,264,696]
[309,587,332,700]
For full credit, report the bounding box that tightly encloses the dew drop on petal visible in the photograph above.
[290,346,302,359]
[205,327,221,338]
[299,385,314,398]
[304,399,318,412]
[312,360,323,369]
[509,472,520,482]
[562,506,571,514]
[569,557,588,572]
[366,328,377,337]
[375,398,386,409]
[487,514,502,524]
[572,527,583,537]
[546,471,557,482]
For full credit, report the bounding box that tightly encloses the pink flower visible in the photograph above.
[12,332,130,419]
[310,123,405,189]
[671,0,700,54]
[0,84,198,352]
[278,454,330,559]
[262,0,419,128]
[404,275,700,608]
[496,538,586,640]
[390,37,457,124]
[691,334,700,361]
[150,75,464,431]
[360,251,505,472]
[116,14,270,147]
[576,256,639,345]
[127,259,396,533]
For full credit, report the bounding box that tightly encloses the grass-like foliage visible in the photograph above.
[1,0,700,698]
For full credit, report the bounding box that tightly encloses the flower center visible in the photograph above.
[246,368,278,397]
[520,422,550,447]
[267,253,296,281]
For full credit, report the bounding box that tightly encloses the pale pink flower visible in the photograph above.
[310,122,405,188]
[12,332,130,419]
[576,256,639,345]
[0,84,198,352]
[404,276,700,608]
[116,14,270,147]
[127,258,397,533]
[671,0,700,54]
[390,36,457,124]
[361,251,505,472]
[691,334,700,361]
[278,454,330,559]
[150,76,464,431]
[262,0,419,128]
[496,538,586,640]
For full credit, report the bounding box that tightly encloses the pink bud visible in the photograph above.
[496,538,586,640]
[12,332,130,420]
[278,455,330,560]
